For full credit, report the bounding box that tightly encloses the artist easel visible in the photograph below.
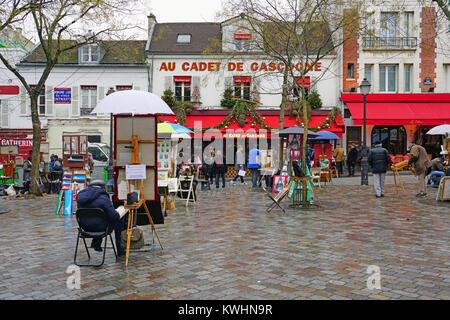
[177,175,196,206]
[391,160,413,195]
[123,134,163,267]
[290,176,321,207]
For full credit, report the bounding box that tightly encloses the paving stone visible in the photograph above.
[0,178,449,300]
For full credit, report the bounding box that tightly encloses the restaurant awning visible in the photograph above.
[159,110,344,137]
[341,93,450,125]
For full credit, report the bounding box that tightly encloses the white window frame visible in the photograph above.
[379,65,398,92]
[404,64,413,92]
[80,45,100,63]
[174,81,191,102]
[176,34,191,44]
[364,64,373,91]
[234,81,251,100]
[81,86,98,109]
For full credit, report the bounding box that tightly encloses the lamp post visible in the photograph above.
[359,78,371,186]
[106,87,115,181]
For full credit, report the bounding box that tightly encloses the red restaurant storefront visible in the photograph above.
[341,93,450,158]
[159,109,344,172]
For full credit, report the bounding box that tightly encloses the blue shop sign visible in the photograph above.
[54,88,71,104]
[423,77,433,86]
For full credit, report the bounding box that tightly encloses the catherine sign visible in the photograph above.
[54,88,71,104]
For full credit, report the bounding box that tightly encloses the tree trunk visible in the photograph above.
[278,70,289,169]
[301,97,309,207]
[30,95,42,195]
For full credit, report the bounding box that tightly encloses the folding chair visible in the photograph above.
[74,208,117,267]
[263,180,293,213]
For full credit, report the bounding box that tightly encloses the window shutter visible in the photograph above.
[46,86,53,115]
[1,100,9,127]
[96,87,105,117]
[20,86,27,115]
[164,76,173,91]
[72,86,79,116]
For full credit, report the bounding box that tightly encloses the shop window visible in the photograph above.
[233,76,251,100]
[371,125,406,155]
[174,76,191,102]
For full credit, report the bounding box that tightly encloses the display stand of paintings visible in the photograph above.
[157,140,172,172]
[261,150,273,168]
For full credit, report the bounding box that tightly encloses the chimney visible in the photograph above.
[148,14,157,37]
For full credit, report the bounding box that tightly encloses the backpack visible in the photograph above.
[121,227,144,250]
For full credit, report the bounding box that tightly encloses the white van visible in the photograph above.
[87,142,110,167]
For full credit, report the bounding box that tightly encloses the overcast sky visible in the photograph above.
[147,0,224,23]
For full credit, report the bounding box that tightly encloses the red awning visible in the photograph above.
[342,93,450,125]
[160,111,344,138]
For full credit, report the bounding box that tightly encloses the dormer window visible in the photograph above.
[80,45,100,63]
[234,33,251,51]
[177,34,191,44]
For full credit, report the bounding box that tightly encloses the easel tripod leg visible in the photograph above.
[125,210,134,267]
[143,202,163,250]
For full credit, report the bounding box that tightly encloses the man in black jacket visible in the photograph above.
[76,180,125,255]
[347,146,358,177]
[368,143,391,197]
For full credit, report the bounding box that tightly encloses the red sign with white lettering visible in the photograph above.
[0,85,19,95]
[234,33,252,39]
[234,76,251,83]
[173,76,191,83]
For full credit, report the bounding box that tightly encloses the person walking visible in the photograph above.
[201,155,212,190]
[248,147,261,188]
[368,143,391,197]
[214,150,226,188]
[408,144,432,197]
[332,143,345,177]
[347,145,358,177]
[231,146,246,185]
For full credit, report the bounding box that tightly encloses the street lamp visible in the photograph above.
[359,78,371,186]
[106,87,115,182]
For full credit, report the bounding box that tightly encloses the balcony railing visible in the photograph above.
[362,37,417,50]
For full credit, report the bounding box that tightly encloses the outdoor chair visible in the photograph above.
[74,208,117,267]
[263,180,293,213]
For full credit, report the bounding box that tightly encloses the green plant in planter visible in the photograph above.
[308,90,323,109]
[162,89,177,109]
[220,87,235,108]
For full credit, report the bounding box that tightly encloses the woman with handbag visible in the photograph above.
[231,146,247,185]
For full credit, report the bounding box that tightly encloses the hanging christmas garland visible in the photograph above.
[298,106,341,131]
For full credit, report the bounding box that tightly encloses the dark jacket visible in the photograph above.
[201,160,212,177]
[213,154,227,174]
[368,146,391,174]
[76,187,120,231]
[347,148,358,164]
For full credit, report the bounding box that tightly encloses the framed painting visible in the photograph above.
[272,175,288,193]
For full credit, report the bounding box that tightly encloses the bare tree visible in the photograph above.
[433,0,450,19]
[220,0,365,204]
[0,0,143,194]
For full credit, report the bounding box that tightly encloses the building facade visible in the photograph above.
[340,1,450,158]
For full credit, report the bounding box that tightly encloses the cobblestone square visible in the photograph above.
[0,174,449,300]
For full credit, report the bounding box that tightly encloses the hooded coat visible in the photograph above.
[76,186,120,231]
[408,145,432,176]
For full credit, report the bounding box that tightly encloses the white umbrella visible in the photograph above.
[426,124,450,135]
[91,90,174,115]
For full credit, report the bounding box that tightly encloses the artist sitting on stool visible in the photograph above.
[76,180,125,256]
